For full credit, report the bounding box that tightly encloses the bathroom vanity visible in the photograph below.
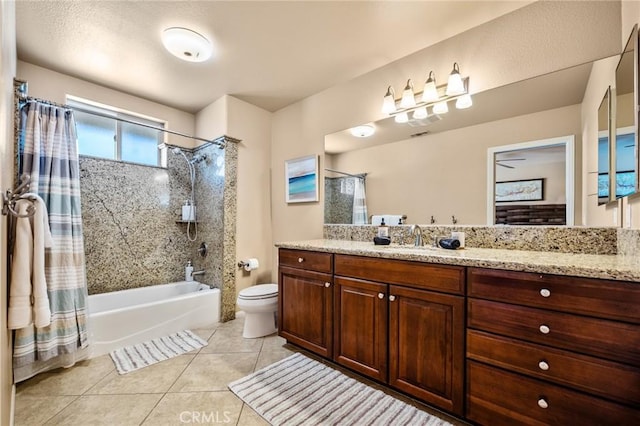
[276,241,640,425]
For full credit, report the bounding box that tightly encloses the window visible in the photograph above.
[67,98,165,167]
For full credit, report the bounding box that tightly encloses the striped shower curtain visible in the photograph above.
[352,177,368,225]
[13,101,89,382]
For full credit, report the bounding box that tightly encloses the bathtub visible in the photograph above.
[88,281,220,358]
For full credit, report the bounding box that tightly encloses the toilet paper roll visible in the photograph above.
[244,258,259,272]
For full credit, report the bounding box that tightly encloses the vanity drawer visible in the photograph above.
[279,249,333,273]
[467,361,640,426]
[334,255,464,295]
[468,299,640,366]
[468,267,640,323]
[467,330,640,406]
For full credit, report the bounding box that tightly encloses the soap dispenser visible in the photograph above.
[185,260,194,282]
[377,218,389,238]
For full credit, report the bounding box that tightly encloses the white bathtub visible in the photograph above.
[88,281,220,358]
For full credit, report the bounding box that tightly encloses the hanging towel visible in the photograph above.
[8,194,53,330]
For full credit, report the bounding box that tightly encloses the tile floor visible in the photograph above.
[14,315,464,426]
[14,316,290,426]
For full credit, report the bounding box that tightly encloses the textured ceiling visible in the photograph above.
[15,1,532,113]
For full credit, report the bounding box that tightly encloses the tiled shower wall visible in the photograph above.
[80,144,226,295]
[324,176,355,224]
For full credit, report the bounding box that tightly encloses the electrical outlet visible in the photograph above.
[613,206,618,225]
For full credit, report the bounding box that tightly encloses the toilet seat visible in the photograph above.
[238,284,278,301]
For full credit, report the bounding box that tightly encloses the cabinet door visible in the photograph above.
[279,266,333,357]
[388,285,465,416]
[334,276,388,382]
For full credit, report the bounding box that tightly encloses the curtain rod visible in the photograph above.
[324,168,367,179]
[14,78,228,149]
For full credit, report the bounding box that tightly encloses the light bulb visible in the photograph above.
[382,86,396,114]
[433,101,449,114]
[412,107,428,120]
[446,62,465,96]
[422,71,439,102]
[394,112,409,123]
[455,94,473,109]
[400,79,416,108]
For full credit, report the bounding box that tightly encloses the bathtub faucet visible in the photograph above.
[192,269,206,277]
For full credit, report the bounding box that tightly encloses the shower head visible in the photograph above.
[189,153,207,165]
[171,147,182,155]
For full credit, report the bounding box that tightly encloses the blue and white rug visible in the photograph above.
[110,329,207,374]
[229,352,454,426]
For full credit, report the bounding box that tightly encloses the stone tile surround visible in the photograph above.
[324,224,620,255]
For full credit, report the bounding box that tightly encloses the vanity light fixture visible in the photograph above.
[162,27,213,63]
[394,112,409,123]
[382,62,471,123]
[382,86,397,114]
[445,62,465,96]
[350,124,375,138]
[400,80,417,109]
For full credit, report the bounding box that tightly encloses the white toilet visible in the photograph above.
[236,284,278,338]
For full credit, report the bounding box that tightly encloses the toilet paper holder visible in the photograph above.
[237,258,259,271]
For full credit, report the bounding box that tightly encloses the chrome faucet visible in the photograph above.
[192,269,206,277]
[410,224,423,246]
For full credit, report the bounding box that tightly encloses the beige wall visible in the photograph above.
[271,1,620,267]
[331,105,581,225]
[0,2,16,423]
[16,61,196,149]
[226,96,273,297]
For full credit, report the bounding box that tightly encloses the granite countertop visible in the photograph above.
[276,239,640,282]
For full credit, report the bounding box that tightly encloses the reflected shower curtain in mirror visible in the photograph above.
[13,101,89,382]
[352,177,368,224]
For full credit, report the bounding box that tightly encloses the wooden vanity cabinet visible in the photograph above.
[466,267,640,425]
[278,249,334,358]
[333,254,466,416]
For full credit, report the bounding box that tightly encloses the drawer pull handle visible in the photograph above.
[539,325,550,334]
[540,288,551,298]
[378,293,385,299]
[538,360,550,371]
[537,398,549,409]
[298,257,304,263]
[325,282,331,288]
[389,295,396,302]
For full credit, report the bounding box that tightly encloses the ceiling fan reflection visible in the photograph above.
[496,158,526,168]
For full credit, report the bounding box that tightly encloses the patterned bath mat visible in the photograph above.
[228,352,453,426]
[110,330,207,374]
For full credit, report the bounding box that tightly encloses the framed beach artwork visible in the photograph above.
[285,155,319,203]
[495,178,544,202]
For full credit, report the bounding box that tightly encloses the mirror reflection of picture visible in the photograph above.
[495,179,544,203]
[285,155,319,203]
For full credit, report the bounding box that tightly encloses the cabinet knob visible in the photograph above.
[378,293,385,299]
[324,282,331,288]
[540,288,551,298]
[389,295,396,302]
[539,324,550,334]
[298,257,304,263]
[538,360,550,371]
[537,398,549,409]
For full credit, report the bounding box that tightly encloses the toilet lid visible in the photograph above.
[239,284,278,300]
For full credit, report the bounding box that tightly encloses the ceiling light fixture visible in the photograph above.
[162,27,213,63]
[350,124,375,138]
[382,62,471,124]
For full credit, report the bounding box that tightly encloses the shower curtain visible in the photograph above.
[13,101,89,382]
[352,177,368,225]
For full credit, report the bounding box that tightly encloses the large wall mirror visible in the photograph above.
[613,24,638,199]
[324,58,613,226]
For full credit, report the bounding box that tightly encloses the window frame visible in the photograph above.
[66,96,167,167]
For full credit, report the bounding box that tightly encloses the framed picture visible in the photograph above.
[495,178,544,202]
[285,155,319,203]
